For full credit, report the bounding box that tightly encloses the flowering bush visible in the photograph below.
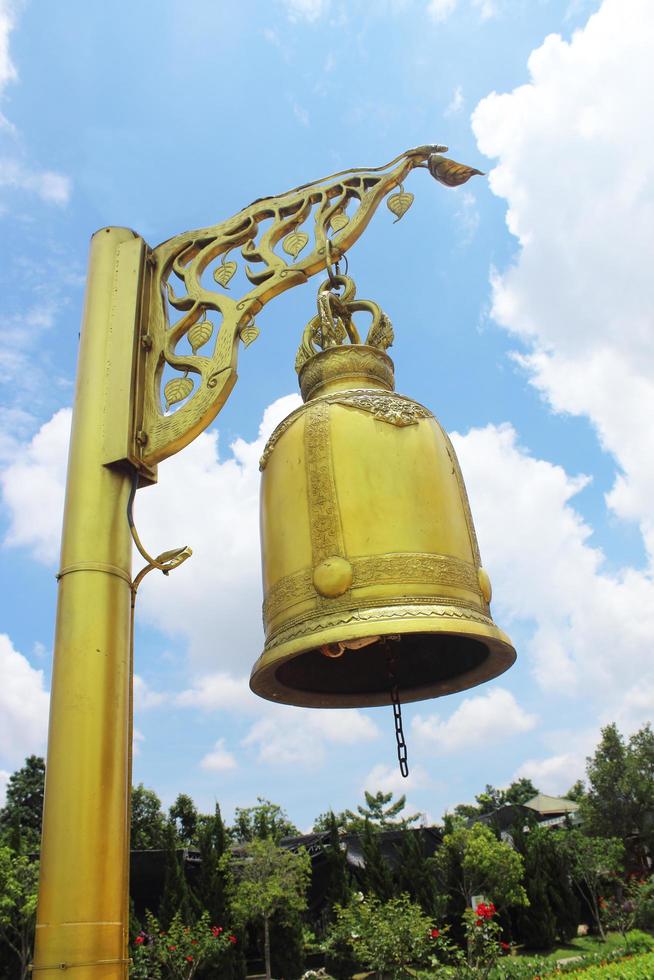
[462,901,505,979]
[324,893,456,978]
[601,877,654,943]
[130,910,236,979]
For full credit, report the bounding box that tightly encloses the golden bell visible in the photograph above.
[250,328,515,708]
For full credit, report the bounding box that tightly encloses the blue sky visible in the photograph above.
[1,0,653,830]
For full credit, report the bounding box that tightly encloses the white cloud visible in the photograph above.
[444,84,464,117]
[243,707,379,767]
[0,633,49,769]
[1,407,69,563]
[427,0,458,20]
[0,769,9,807]
[280,0,329,22]
[134,674,168,711]
[177,672,258,714]
[0,0,17,96]
[361,762,431,797]
[0,159,71,205]
[472,0,654,560]
[454,191,479,244]
[413,687,537,751]
[200,738,237,772]
[453,423,654,709]
[291,100,310,127]
[136,394,302,672]
[0,1,71,208]
[514,752,584,796]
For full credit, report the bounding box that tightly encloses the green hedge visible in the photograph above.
[566,951,654,977]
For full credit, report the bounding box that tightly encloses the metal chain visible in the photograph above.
[390,683,409,778]
[384,641,409,778]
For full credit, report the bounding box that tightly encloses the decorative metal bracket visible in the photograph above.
[131,146,482,470]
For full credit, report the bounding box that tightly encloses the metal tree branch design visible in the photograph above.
[138,145,482,468]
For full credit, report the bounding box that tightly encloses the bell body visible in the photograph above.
[250,344,515,708]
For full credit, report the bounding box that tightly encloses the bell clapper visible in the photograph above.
[383,638,409,779]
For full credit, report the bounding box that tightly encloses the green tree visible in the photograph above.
[360,821,395,901]
[0,846,39,980]
[581,723,654,863]
[312,809,349,833]
[565,779,586,803]
[158,822,196,927]
[193,805,229,928]
[344,790,421,832]
[513,825,557,950]
[130,783,166,850]
[394,831,444,918]
[453,778,539,821]
[230,798,298,844]
[322,812,352,918]
[230,838,310,980]
[0,757,45,851]
[169,793,199,847]
[435,823,528,912]
[562,829,624,940]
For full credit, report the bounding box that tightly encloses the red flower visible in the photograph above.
[211,926,223,937]
[186,955,193,962]
[476,919,483,927]
[501,942,510,952]
[168,945,177,952]
[229,935,237,944]
[191,939,197,945]
[430,928,440,939]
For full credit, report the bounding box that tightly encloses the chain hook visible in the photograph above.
[325,239,349,289]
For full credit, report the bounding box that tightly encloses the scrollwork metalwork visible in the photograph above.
[136,144,483,467]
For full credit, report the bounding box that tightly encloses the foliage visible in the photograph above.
[193,805,229,928]
[566,779,587,803]
[513,824,579,947]
[0,757,45,851]
[452,778,539,821]
[562,830,624,940]
[159,822,197,928]
[344,790,422,833]
[435,823,529,912]
[169,794,199,847]
[230,837,310,980]
[130,909,235,979]
[230,797,298,844]
[324,892,451,978]
[0,846,39,980]
[563,950,654,978]
[394,829,445,918]
[131,783,167,850]
[462,901,507,978]
[321,812,353,919]
[601,877,654,944]
[360,820,395,901]
[581,723,654,865]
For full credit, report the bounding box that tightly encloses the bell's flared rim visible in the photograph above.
[250,603,516,708]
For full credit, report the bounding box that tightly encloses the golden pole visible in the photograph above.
[33,227,138,978]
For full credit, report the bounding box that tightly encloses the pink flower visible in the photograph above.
[229,935,237,944]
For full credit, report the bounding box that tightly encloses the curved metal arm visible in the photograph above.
[137,145,482,467]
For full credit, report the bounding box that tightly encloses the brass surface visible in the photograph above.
[33,228,137,979]
[252,337,515,708]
